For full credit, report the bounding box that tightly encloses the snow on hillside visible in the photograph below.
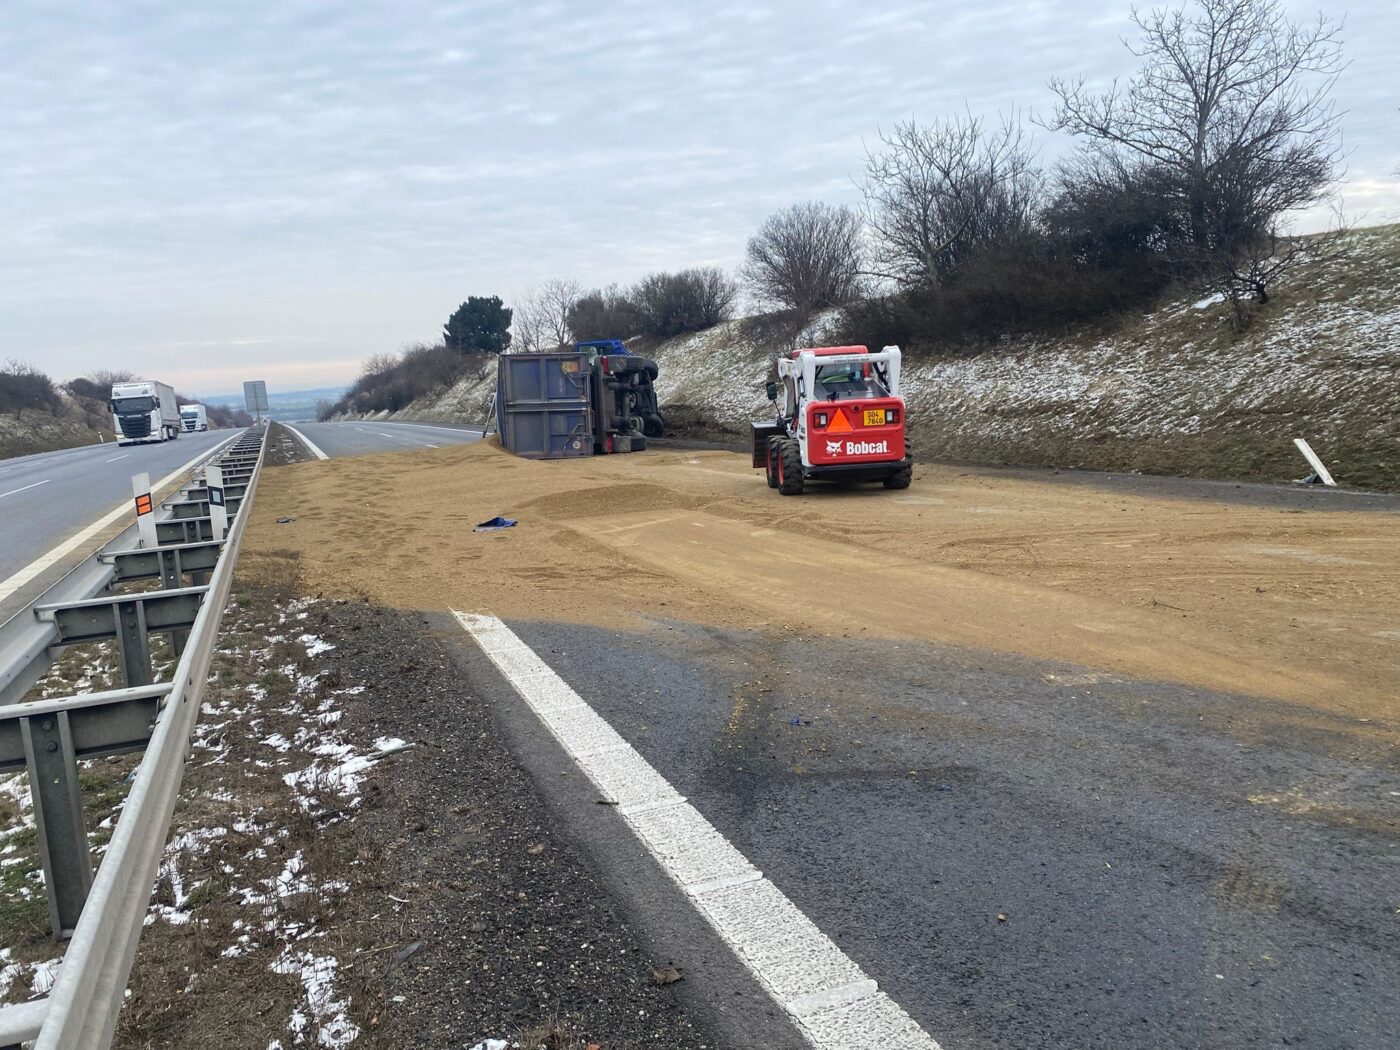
[349,224,1400,489]
[654,224,1400,489]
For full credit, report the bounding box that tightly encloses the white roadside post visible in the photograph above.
[1293,438,1338,487]
[206,464,228,540]
[132,472,158,548]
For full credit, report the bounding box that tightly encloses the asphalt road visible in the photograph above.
[0,429,233,587]
[448,615,1400,1050]
[282,419,484,459]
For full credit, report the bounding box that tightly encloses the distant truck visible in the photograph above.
[179,404,209,432]
[109,380,181,445]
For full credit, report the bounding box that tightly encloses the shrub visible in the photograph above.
[320,344,487,419]
[567,285,643,342]
[0,360,61,418]
[630,267,738,338]
[65,376,110,402]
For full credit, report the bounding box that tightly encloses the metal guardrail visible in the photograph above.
[0,424,269,1049]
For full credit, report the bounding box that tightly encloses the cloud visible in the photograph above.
[1,0,1396,390]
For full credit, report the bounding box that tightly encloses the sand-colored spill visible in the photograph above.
[245,440,1399,721]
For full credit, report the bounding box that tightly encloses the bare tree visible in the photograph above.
[743,202,863,317]
[511,288,549,353]
[87,369,137,387]
[1048,0,1344,309]
[360,353,399,379]
[862,111,1039,290]
[538,278,582,347]
[513,279,582,351]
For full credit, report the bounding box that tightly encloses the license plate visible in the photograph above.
[863,409,885,426]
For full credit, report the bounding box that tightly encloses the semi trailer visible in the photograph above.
[495,341,666,459]
[110,380,181,445]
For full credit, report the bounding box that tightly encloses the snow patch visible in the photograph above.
[270,951,360,1048]
[298,634,336,657]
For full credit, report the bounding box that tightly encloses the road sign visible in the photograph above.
[243,380,269,418]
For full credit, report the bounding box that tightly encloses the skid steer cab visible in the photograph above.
[751,345,911,495]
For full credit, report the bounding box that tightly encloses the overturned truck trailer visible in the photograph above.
[496,343,665,460]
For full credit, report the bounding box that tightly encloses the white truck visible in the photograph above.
[179,403,209,432]
[110,380,181,445]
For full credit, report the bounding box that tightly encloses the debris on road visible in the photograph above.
[474,515,518,532]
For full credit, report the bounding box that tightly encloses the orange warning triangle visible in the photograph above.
[827,408,853,434]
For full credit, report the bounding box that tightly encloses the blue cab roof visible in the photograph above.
[574,339,630,356]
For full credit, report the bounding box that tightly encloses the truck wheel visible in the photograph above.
[765,437,782,488]
[777,438,804,495]
[883,462,913,490]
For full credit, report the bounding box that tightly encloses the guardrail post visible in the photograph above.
[113,599,153,687]
[158,549,190,657]
[20,713,92,938]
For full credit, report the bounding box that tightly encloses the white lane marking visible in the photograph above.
[282,423,329,461]
[453,612,943,1050]
[0,434,238,605]
[0,479,50,500]
[104,454,129,463]
[424,443,440,449]
[368,429,430,446]
[368,420,483,435]
[0,442,105,475]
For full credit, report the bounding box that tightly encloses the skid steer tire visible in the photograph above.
[777,438,804,496]
[882,461,913,490]
[765,436,782,488]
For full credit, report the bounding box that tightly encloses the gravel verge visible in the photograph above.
[328,593,722,1049]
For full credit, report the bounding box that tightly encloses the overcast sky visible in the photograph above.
[2,1,1396,395]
